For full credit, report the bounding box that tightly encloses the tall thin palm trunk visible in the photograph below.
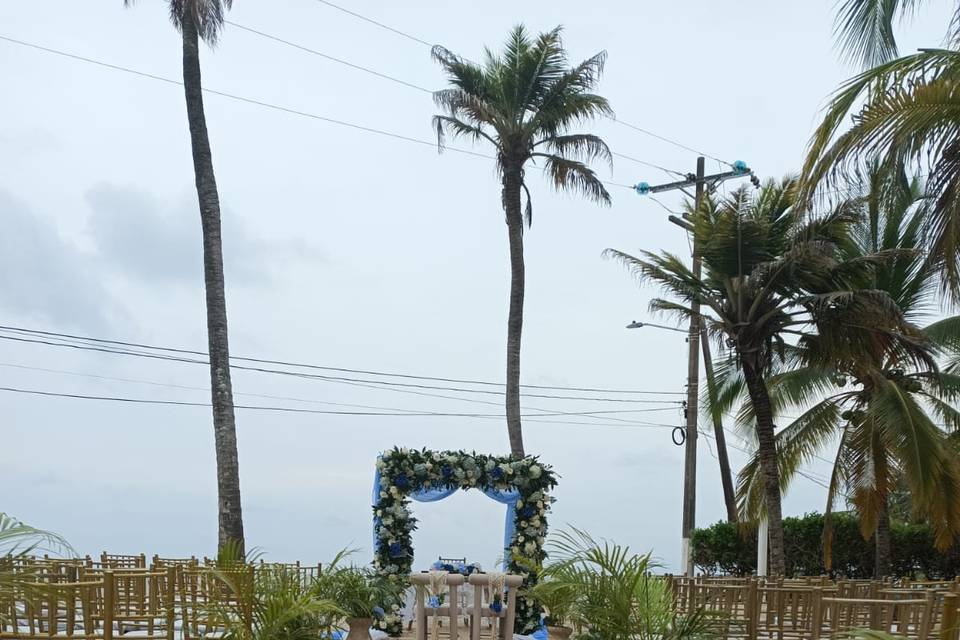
[502,166,526,457]
[875,497,892,578]
[181,13,244,553]
[742,359,785,575]
[701,329,738,523]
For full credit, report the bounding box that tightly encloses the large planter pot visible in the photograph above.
[547,626,573,640]
[346,618,373,640]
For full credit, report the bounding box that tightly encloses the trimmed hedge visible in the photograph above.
[692,512,960,578]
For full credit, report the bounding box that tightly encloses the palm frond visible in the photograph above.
[801,49,960,296]
[534,154,610,204]
[0,513,73,558]
[535,134,612,168]
[833,0,921,67]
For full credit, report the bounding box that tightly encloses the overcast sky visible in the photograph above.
[1,0,954,571]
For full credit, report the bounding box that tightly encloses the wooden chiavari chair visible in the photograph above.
[813,594,934,640]
[464,573,522,640]
[0,578,104,640]
[752,585,830,640]
[410,572,465,640]
[84,569,176,640]
[98,557,144,572]
[177,565,252,640]
[938,592,960,640]
[149,557,196,570]
[255,561,321,589]
[688,582,751,639]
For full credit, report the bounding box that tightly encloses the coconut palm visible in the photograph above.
[432,25,612,456]
[804,0,960,296]
[607,178,931,575]
[833,0,960,68]
[123,0,244,551]
[728,166,960,577]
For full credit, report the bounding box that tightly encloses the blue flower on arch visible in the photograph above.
[441,466,453,479]
[388,542,404,557]
[491,467,504,480]
[394,473,410,489]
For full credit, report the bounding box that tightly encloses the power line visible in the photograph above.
[611,152,687,179]
[1,333,685,431]
[0,366,669,417]
[700,430,832,491]
[0,330,687,430]
[0,34,636,192]
[608,116,731,166]
[225,21,434,94]
[223,23,683,186]
[0,325,683,396]
[0,34,490,159]
[0,384,684,429]
[299,1,735,167]
[309,0,434,48]
[0,332,684,405]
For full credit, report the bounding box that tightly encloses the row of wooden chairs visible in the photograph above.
[667,576,960,639]
[1,556,312,640]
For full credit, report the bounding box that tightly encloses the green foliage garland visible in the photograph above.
[372,448,557,635]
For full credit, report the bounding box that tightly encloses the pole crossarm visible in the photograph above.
[634,162,760,197]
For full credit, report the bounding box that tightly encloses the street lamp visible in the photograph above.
[625,320,687,333]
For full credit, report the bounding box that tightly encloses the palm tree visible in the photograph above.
[432,25,612,456]
[803,2,960,295]
[729,166,960,577]
[124,0,244,552]
[833,0,960,68]
[607,178,929,575]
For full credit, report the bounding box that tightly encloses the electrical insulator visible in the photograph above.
[634,181,651,196]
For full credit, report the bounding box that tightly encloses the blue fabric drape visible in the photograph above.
[409,486,459,502]
[477,487,520,553]
[372,464,520,557]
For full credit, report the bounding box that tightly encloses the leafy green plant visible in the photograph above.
[0,513,74,628]
[312,549,396,621]
[314,566,393,620]
[528,573,577,628]
[0,513,72,557]
[543,528,713,640]
[205,562,342,640]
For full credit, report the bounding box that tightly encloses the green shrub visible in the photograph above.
[692,512,959,578]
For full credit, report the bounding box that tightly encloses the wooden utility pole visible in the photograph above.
[633,157,758,575]
[680,157,705,576]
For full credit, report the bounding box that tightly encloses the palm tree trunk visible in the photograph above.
[502,167,525,457]
[741,359,786,575]
[875,496,892,578]
[700,329,738,523]
[181,14,245,554]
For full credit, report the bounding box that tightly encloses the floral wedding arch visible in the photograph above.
[371,448,557,636]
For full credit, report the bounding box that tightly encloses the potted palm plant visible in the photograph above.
[540,528,711,640]
[204,562,342,640]
[529,575,577,640]
[313,561,394,640]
